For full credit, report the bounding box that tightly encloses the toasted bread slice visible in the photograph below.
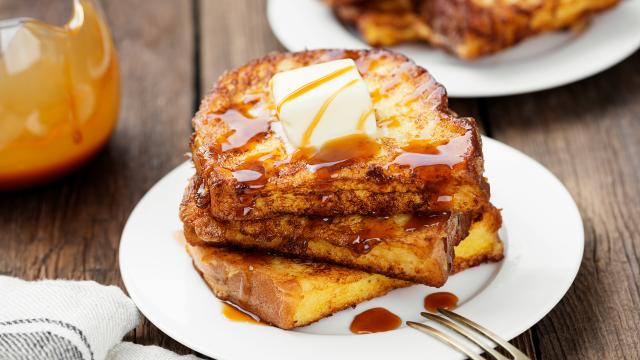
[331,0,431,47]
[181,176,473,286]
[185,208,503,329]
[330,0,619,59]
[419,0,620,59]
[191,49,488,220]
[187,242,410,329]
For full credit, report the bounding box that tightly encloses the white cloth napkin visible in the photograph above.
[0,276,201,360]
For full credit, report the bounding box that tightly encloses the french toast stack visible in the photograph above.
[180,49,503,329]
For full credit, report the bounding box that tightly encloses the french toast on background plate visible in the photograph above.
[182,48,503,330]
[327,0,620,59]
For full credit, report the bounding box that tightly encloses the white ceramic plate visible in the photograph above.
[119,137,583,360]
[266,0,640,97]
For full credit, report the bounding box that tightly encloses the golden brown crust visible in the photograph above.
[187,241,409,329]
[181,176,471,286]
[183,205,503,329]
[331,0,431,46]
[191,49,488,220]
[452,204,504,273]
[420,0,620,59]
[334,0,431,46]
[329,0,620,59]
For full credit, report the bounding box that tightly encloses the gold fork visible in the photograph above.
[407,309,531,360]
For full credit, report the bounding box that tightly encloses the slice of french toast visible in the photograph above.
[181,176,473,286]
[185,206,503,329]
[330,0,620,59]
[191,49,488,220]
[330,0,430,47]
[420,0,620,59]
[187,242,410,329]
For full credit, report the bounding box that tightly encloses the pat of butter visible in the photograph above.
[270,59,377,149]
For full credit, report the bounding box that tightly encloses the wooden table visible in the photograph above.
[1,1,639,358]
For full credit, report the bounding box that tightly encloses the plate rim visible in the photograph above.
[266,0,640,98]
[119,137,584,360]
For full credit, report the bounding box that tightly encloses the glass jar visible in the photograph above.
[0,0,119,189]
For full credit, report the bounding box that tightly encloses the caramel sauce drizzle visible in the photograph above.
[213,109,271,152]
[211,61,381,194]
[379,117,400,129]
[370,62,413,103]
[347,212,450,254]
[350,307,402,334]
[303,133,380,180]
[356,108,374,132]
[404,213,449,233]
[221,302,264,325]
[228,131,380,194]
[300,78,359,148]
[402,77,439,107]
[424,292,459,313]
[276,65,356,114]
[350,216,395,254]
[230,153,274,190]
[387,131,472,175]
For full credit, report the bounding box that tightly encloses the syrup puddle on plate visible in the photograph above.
[349,307,402,334]
[424,291,459,313]
[221,302,264,325]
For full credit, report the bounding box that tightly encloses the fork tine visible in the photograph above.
[406,321,485,360]
[420,312,510,360]
[438,309,530,359]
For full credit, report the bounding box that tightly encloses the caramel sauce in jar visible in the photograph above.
[0,0,120,189]
[350,307,402,334]
[424,292,459,313]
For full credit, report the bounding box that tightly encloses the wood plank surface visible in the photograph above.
[1,0,639,359]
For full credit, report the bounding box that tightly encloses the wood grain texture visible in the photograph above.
[199,0,285,94]
[484,51,640,359]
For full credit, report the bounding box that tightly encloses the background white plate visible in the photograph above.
[120,137,583,360]
[267,0,640,97]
